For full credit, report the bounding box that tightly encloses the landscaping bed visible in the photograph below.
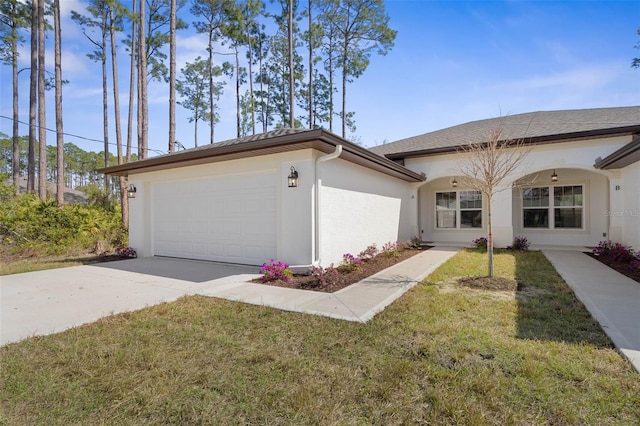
[253,246,428,293]
[586,252,640,283]
[585,240,640,284]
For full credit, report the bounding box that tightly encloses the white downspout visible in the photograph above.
[314,144,343,266]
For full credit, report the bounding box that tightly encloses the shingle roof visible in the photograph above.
[99,128,425,182]
[370,106,640,158]
[175,128,313,154]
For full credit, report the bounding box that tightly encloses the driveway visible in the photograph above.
[1,248,460,346]
[0,257,260,346]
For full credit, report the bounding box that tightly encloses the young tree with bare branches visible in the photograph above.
[456,128,531,277]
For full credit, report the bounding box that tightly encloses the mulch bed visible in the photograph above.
[252,247,428,293]
[586,252,640,284]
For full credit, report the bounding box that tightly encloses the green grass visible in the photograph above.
[0,253,109,276]
[1,249,638,425]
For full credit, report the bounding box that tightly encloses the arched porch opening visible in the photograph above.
[512,167,612,248]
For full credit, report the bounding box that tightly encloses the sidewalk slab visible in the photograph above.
[543,250,640,373]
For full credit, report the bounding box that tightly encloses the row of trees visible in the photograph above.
[0,134,137,190]
[0,0,396,228]
[176,0,396,145]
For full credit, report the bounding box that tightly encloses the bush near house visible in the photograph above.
[508,236,530,251]
[257,241,422,292]
[0,183,126,255]
[472,237,488,250]
[591,240,640,283]
[260,260,293,283]
[593,240,636,262]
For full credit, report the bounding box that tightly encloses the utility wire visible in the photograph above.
[0,115,167,155]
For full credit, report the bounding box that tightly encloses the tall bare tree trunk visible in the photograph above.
[109,5,127,228]
[341,38,347,138]
[27,0,37,193]
[248,28,255,135]
[138,0,148,159]
[126,0,136,163]
[308,0,312,128]
[288,0,294,128]
[194,115,198,147]
[54,0,64,206]
[37,0,47,201]
[327,35,334,133]
[101,14,109,192]
[11,21,20,194]
[207,28,214,144]
[235,46,240,137]
[168,0,176,153]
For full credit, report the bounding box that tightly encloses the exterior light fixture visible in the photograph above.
[451,178,458,188]
[551,170,558,182]
[127,184,137,198]
[288,166,299,188]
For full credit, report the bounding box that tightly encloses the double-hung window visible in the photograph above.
[435,190,482,229]
[522,185,583,229]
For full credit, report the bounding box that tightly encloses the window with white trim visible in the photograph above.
[435,190,482,229]
[522,185,583,229]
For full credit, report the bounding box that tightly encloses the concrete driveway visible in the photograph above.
[0,257,260,346]
[1,248,460,346]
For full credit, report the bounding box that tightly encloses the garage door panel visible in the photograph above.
[153,172,278,265]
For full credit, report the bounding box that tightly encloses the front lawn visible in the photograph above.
[1,249,638,424]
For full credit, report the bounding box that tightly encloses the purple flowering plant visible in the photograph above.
[116,246,137,258]
[509,236,530,251]
[312,265,340,288]
[338,253,363,272]
[260,259,293,282]
[358,244,378,261]
[382,241,401,257]
[472,237,488,250]
[593,240,635,262]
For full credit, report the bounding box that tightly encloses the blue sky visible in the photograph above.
[0,0,638,157]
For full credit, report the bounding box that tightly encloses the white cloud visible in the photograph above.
[491,63,622,92]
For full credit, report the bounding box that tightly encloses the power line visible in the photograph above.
[0,115,167,155]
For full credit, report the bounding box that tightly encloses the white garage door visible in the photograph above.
[152,172,278,265]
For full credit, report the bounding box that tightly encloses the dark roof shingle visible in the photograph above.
[370,106,640,157]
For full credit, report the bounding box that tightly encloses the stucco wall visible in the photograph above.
[621,161,640,250]
[417,177,487,246]
[512,168,609,247]
[127,150,316,266]
[405,135,632,248]
[317,157,416,266]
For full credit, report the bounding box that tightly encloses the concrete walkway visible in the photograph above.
[199,247,458,322]
[0,247,458,346]
[543,250,640,373]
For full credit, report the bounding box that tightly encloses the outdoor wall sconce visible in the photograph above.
[288,166,299,188]
[127,184,137,198]
[551,170,558,182]
[451,178,458,188]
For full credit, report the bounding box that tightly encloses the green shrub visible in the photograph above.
[0,188,126,255]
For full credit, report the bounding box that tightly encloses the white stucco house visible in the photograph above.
[100,106,640,267]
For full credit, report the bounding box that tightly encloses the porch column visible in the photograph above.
[490,189,514,248]
[608,175,624,242]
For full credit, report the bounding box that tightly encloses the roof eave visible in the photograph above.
[382,125,640,160]
[594,134,640,169]
[98,129,425,183]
